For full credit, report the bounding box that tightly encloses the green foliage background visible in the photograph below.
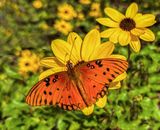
[0,0,160,130]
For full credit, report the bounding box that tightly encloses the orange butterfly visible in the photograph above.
[26,58,128,111]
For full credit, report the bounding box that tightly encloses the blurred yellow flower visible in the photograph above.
[54,20,73,35]
[21,50,32,57]
[0,0,6,8]
[32,0,43,9]
[77,12,85,20]
[5,29,12,37]
[58,3,77,20]
[79,0,91,5]
[18,50,40,76]
[39,29,127,115]
[96,3,156,52]
[39,23,49,30]
[89,3,102,17]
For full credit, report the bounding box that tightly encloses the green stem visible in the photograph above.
[127,45,131,61]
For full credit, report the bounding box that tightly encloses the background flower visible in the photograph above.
[79,0,91,5]
[57,3,77,20]
[18,50,40,76]
[89,2,102,17]
[32,0,43,9]
[97,3,156,52]
[54,20,73,35]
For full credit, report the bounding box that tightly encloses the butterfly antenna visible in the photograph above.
[64,53,69,64]
[80,41,83,61]
[68,35,77,61]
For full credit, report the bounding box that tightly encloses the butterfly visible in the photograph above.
[26,58,128,111]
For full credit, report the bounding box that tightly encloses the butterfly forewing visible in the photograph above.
[76,58,128,101]
[78,58,128,84]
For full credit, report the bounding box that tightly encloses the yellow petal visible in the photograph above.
[96,18,119,27]
[90,41,115,60]
[130,35,141,52]
[104,7,125,22]
[82,29,100,61]
[40,57,65,68]
[67,32,83,61]
[82,105,94,116]
[118,30,131,46]
[100,28,117,38]
[107,54,127,60]
[133,13,142,19]
[39,67,66,80]
[51,39,78,65]
[134,14,156,27]
[109,28,121,43]
[140,29,155,41]
[126,3,138,18]
[112,72,127,82]
[131,28,145,36]
[109,81,121,90]
[96,96,107,108]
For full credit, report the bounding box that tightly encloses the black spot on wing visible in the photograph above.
[44,90,47,95]
[49,92,52,95]
[44,78,50,87]
[95,60,103,67]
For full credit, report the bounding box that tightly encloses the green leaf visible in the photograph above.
[57,119,69,130]
[3,65,22,80]
[69,121,80,130]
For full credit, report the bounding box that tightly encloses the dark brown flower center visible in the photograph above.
[25,62,30,66]
[119,18,136,31]
[61,24,66,28]
[64,10,68,14]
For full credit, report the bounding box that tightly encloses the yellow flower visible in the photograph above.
[39,29,127,115]
[5,29,12,37]
[18,50,40,76]
[39,23,49,30]
[54,20,73,35]
[96,3,156,52]
[89,3,102,17]
[32,0,43,9]
[58,3,77,20]
[0,0,6,8]
[77,12,85,20]
[79,0,91,5]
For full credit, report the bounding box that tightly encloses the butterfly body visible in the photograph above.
[26,58,128,111]
[66,60,92,107]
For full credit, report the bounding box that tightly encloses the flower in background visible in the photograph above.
[39,29,127,115]
[54,20,73,35]
[0,0,6,8]
[77,12,85,20]
[79,0,91,5]
[96,3,156,52]
[32,0,43,9]
[58,3,77,21]
[89,3,102,18]
[4,29,12,37]
[18,50,40,76]
[39,22,49,30]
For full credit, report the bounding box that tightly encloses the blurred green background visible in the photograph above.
[0,0,160,130]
